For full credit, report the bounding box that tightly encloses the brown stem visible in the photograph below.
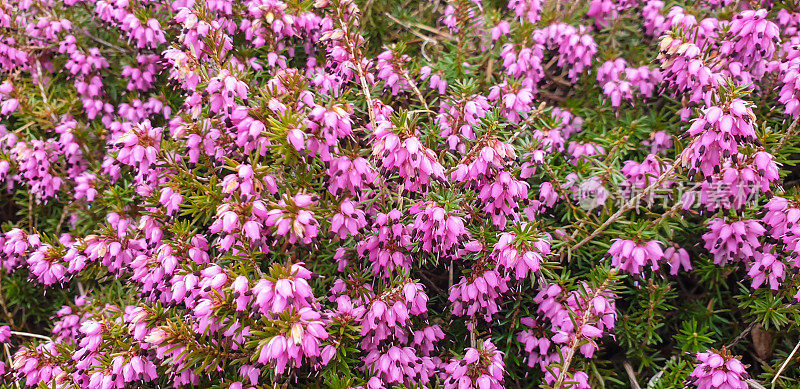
[338,13,378,130]
[9,330,51,342]
[553,272,615,388]
[773,115,800,155]
[561,162,678,258]
[401,69,429,111]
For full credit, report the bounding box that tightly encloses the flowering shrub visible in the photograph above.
[2,0,800,388]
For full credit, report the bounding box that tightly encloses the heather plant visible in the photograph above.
[3,0,800,388]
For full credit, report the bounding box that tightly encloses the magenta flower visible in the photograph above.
[263,193,320,245]
[451,139,517,184]
[517,317,558,370]
[26,242,69,285]
[330,200,367,239]
[587,0,618,29]
[621,154,666,193]
[567,141,605,163]
[508,0,542,24]
[252,263,317,315]
[436,94,491,151]
[689,349,749,389]
[489,82,535,123]
[493,227,551,279]
[410,201,470,257]
[657,34,721,110]
[499,44,544,93]
[0,325,10,343]
[114,120,163,174]
[747,245,785,290]
[544,367,591,389]
[681,151,779,213]
[327,155,378,196]
[702,218,764,266]
[541,23,598,82]
[477,170,529,229]
[664,245,692,275]
[449,269,509,322]
[372,120,445,192]
[608,239,665,275]
[360,280,429,348]
[420,66,448,95]
[357,209,413,277]
[444,339,505,389]
[719,9,780,77]
[680,99,758,177]
[256,307,329,375]
[376,50,412,96]
[644,130,673,154]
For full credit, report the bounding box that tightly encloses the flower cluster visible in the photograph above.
[444,340,505,389]
[702,218,764,266]
[372,119,445,192]
[607,239,664,274]
[689,349,750,389]
[681,99,759,178]
[1,0,800,388]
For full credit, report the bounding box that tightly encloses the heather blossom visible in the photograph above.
[262,193,320,245]
[493,225,551,279]
[443,339,505,389]
[607,239,664,274]
[372,118,445,192]
[449,268,509,322]
[703,218,765,266]
[664,245,692,275]
[357,209,414,277]
[477,170,529,228]
[508,0,542,24]
[747,245,785,291]
[410,201,470,256]
[451,138,517,185]
[689,348,749,389]
[330,200,367,240]
[681,98,759,178]
[1,0,799,387]
[719,9,780,77]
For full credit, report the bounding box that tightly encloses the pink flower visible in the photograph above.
[690,349,749,389]
[262,193,320,245]
[436,94,491,151]
[357,209,413,277]
[375,50,412,96]
[747,245,785,290]
[444,340,505,389]
[608,239,664,274]
[664,245,692,275]
[680,99,758,178]
[642,0,666,37]
[702,218,764,266]
[508,0,542,24]
[327,156,377,196]
[719,9,780,78]
[0,326,10,343]
[256,308,329,375]
[372,120,445,192]
[567,142,605,163]
[410,201,470,257]
[493,226,551,279]
[252,263,316,315]
[477,170,529,229]
[449,269,509,322]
